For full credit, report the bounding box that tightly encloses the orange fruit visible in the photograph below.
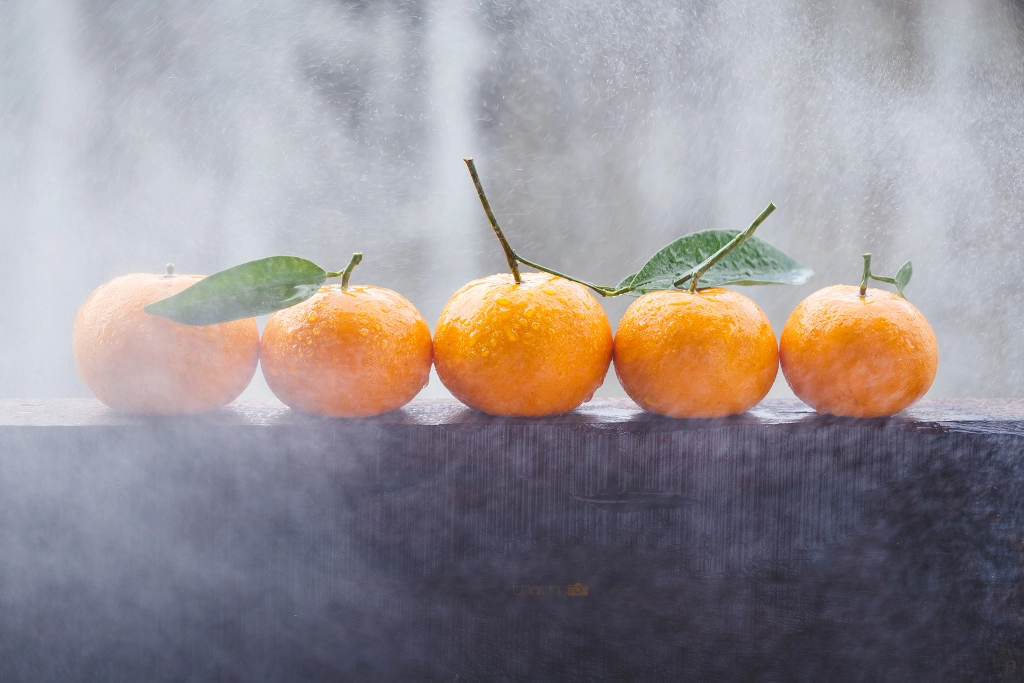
[433,272,613,416]
[260,284,432,417]
[779,284,938,417]
[613,288,778,418]
[73,272,260,415]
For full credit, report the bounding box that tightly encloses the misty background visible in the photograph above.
[1,0,1022,402]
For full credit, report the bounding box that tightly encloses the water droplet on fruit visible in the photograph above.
[359,328,369,336]
[531,322,540,330]
[307,313,319,322]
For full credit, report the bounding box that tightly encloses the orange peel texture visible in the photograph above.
[614,288,779,418]
[73,273,260,415]
[433,273,613,417]
[780,284,938,417]
[260,284,432,417]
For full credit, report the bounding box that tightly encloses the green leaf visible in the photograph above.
[618,230,812,294]
[895,260,912,296]
[616,272,638,291]
[144,256,327,325]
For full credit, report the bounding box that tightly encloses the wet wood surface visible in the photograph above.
[0,398,1023,681]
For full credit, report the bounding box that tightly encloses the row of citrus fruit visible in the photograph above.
[74,265,937,419]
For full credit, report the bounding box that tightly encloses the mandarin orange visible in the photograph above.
[73,272,260,414]
[613,288,778,418]
[260,284,432,417]
[779,284,938,417]
[433,272,613,416]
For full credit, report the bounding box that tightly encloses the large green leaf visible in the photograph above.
[617,230,812,294]
[144,256,327,325]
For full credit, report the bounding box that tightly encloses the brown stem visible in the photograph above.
[464,158,521,284]
[514,254,615,296]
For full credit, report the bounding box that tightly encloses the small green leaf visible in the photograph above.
[618,230,812,294]
[895,261,912,296]
[144,256,327,325]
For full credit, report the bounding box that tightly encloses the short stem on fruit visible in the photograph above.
[165,263,174,276]
[513,253,618,296]
[860,253,871,297]
[325,254,362,287]
[464,158,521,284]
[340,252,363,290]
[680,202,776,293]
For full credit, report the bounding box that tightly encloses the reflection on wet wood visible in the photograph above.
[0,398,1022,680]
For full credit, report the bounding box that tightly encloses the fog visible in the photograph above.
[2,0,1023,401]
[4,3,1024,678]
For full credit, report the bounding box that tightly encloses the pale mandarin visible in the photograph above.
[74,273,260,415]
[780,284,938,417]
[261,284,432,417]
[614,288,779,418]
[433,272,613,416]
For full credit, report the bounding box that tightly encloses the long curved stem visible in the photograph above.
[679,202,776,292]
[514,253,618,296]
[464,158,521,284]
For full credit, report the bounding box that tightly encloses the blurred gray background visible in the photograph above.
[1,0,1022,401]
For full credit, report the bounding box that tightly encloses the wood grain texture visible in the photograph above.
[0,399,1022,680]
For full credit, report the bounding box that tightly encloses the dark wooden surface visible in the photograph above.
[1,398,1023,681]
[5,396,1024,429]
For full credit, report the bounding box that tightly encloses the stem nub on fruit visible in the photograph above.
[325,252,363,290]
[860,253,872,297]
[859,253,912,298]
[340,252,362,290]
